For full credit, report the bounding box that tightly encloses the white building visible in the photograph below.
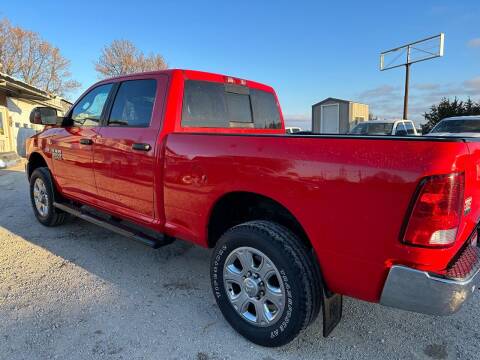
[0,72,71,165]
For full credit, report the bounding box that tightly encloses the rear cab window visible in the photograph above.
[395,122,407,134]
[404,121,416,135]
[367,122,394,135]
[180,74,283,133]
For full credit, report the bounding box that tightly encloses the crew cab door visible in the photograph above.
[94,75,168,223]
[51,83,113,202]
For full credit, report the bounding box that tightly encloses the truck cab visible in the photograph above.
[27,70,285,226]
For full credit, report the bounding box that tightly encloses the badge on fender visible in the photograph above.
[52,148,63,160]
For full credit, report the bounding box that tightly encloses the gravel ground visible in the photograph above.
[0,164,479,360]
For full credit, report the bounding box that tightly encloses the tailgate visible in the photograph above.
[463,140,480,240]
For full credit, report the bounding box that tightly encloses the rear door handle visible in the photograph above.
[80,138,93,145]
[132,143,151,151]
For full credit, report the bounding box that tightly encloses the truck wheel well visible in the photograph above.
[27,152,48,179]
[208,192,310,249]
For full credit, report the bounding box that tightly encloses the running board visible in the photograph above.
[53,202,171,249]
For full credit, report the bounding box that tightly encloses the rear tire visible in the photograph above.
[210,220,322,347]
[30,167,67,226]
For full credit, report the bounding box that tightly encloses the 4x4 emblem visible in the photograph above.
[52,148,63,160]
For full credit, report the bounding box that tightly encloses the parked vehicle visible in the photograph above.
[349,119,418,136]
[26,69,480,347]
[286,126,302,134]
[426,115,480,137]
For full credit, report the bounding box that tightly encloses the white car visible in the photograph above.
[349,119,418,136]
[286,126,302,134]
[425,115,480,137]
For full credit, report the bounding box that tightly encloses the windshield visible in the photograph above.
[350,122,394,135]
[430,119,480,133]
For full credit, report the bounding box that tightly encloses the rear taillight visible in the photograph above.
[403,173,465,247]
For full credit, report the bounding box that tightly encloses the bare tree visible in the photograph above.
[0,18,80,96]
[0,19,20,76]
[95,39,167,78]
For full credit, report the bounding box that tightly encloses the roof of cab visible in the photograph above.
[98,69,275,92]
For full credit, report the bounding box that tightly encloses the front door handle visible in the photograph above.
[80,138,93,145]
[132,143,151,151]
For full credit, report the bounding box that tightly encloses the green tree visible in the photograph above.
[422,97,480,133]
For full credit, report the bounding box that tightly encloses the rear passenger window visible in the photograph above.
[108,79,157,127]
[182,80,281,129]
[396,122,407,133]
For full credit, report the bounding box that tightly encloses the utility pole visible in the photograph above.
[403,46,411,119]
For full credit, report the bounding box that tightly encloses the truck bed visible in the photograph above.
[163,133,479,302]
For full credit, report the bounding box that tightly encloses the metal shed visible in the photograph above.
[312,98,369,134]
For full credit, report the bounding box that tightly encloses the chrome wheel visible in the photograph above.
[223,246,285,327]
[33,178,49,217]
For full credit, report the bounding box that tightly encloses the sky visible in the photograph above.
[1,0,480,129]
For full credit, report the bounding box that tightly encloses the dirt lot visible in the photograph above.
[0,164,479,360]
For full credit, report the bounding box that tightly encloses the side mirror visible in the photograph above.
[29,107,59,125]
[396,129,408,136]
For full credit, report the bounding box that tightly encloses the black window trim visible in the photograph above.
[65,82,115,127]
[104,78,158,128]
[100,82,120,127]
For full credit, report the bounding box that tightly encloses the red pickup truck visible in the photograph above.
[26,69,480,347]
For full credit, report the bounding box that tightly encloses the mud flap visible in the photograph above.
[322,289,343,337]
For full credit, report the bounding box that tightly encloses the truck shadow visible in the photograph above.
[0,170,478,359]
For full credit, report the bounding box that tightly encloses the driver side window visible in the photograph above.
[71,84,113,126]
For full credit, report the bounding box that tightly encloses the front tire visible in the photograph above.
[210,221,322,347]
[30,167,67,226]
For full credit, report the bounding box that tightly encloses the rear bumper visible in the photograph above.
[380,246,480,315]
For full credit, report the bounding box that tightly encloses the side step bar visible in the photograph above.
[53,202,172,249]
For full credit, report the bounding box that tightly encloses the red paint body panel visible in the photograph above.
[51,126,100,200]
[25,69,480,304]
[162,134,476,301]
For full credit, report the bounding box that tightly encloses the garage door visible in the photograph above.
[321,104,339,134]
